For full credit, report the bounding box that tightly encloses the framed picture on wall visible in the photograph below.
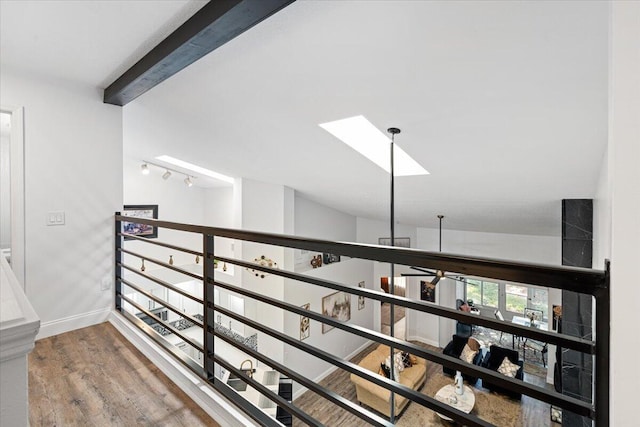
[300,303,310,340]
[122,205,158,240]
[322,291,351,334]
[420,280,436,303]
[378,237,411,248]
[358,281,365,310]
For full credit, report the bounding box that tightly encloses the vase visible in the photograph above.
[455,371,464,395]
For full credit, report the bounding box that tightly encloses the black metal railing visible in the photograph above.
[114,213,609,427]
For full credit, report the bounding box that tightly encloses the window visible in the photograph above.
[506,284,527,314]
[464,279,498,308]
[465,279,549,320]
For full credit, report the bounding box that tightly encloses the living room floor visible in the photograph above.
[292,340,560,427]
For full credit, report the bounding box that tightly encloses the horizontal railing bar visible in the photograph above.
[119,248,203,281]
[119,263,203,304]
[119,278,203,328]
[212,355,319,427]
[211,304,494,427]
[212,378,282,427]
[212,328,393,427]
[119,310,205,377]
[120,294,202,352]
[115,215,606,294]
[212,290,594,418]
[118,232,202,256]
[211,258,594,354]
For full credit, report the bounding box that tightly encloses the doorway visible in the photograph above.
[380,276,406,339]
[0,107,26,288]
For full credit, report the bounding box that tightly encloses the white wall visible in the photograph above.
[416,227,561,264]
[0,69,122,337]
[608,3,640,425]
[122,156,206,267]
[295,195,356,241]
[356,216,417,247]
[283,258,374,398]
[0,133,10,249]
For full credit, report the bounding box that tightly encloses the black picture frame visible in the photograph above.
[378,237,411,248]
[420,280,436,303]
[122,205,158,240]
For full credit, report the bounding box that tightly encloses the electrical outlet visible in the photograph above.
[101,276,112,291]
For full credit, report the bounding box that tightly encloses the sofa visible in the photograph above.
[442,334,484,384]
[481,344,524,399]
[350,344,427,417]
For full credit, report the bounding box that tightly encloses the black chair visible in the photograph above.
[455,299,472,337]
[442,334,484,384]
[481,344,524,399]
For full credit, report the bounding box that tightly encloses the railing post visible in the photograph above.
[204,234,215,380]
[595,260,610,426]
[115,212,122,312]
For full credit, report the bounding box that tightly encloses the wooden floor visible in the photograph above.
[293,341,556,427]
[28,322,220,427]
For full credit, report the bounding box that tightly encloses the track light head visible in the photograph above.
[184,176,193,187]
[162,170,172,180]
[141,163,150,175]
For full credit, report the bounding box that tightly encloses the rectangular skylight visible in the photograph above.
[319,115,429,176]
[155,155,234,184]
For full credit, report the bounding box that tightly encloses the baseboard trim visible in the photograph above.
[108,311,256,427]
[407,335,439,348]
[37,307,110,340]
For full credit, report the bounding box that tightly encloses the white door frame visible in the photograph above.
[1,105,25,289]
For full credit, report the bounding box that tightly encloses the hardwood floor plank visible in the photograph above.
[29,322,219,427]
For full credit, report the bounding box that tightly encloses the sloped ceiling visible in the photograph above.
[1,0,609,236]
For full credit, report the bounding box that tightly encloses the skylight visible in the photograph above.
[319,115,429,176]
[155,155,234,184]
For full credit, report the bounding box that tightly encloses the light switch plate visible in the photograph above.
[46,211,65,226]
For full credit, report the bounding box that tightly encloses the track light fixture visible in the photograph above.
[162,170,172,180]
[184,176,193,187]
[141,163,150,175]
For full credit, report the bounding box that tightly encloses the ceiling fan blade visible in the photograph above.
[410,266,438,275]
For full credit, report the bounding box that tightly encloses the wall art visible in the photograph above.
[122,205,158,240]
[322,253,341,264]
[358,281,365,310]
[377,237,410,248]
[322,291,351,334]
[300,303,310,340]
[420,280,436,303]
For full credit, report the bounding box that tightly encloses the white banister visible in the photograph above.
[0,255,40,426]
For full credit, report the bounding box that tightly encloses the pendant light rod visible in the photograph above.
[438,214,444,252]
[386,126,400,423]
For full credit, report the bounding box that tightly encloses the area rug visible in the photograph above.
[397,373,523,427]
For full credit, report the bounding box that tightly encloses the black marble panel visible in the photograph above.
[562,239,593,267]
[561,199,593,427]
[562,199,593,241]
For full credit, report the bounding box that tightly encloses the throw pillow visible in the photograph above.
[497,357,520,378]
[379,363,390,378]
[409,354,418,366]
[460,344,478,364]
[385,355,401,379]
[400,351,413,368]
[393,352,405,372]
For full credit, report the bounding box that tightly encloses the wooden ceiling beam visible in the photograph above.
[103,0,295,106]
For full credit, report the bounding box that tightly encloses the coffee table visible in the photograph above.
[434,384,475,421]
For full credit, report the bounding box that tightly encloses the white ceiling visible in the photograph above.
[0,0,609,237]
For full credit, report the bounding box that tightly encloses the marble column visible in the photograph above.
[560,199,593,427]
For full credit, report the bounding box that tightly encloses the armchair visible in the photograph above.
[442,335,484,384]
[481,344,524,399]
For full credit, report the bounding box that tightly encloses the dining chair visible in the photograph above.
[494,309,505,343]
